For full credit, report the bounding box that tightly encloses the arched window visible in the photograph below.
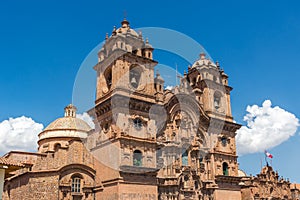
[195,181,199,189]
[71,176,81,193]
[130,65,141,88]
[214,91,222,109]
[221,137,227,147]
[199,154,203,163]
[133,150,142,166]
[213,76,217,82]
[104,67,112,89]
[222,162,229,176]
[182,150,188,166]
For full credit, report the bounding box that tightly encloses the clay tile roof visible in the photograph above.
[0,157,24,167]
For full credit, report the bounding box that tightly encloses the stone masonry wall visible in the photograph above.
[3,172,59,200]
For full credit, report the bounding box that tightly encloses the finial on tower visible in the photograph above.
[105,33,109,40]
[155,69,164,82]
[138,31,143,39]
[144,37,153,49]
[216,61,220,68]
[121,18,129,28]
[112,26,117,35]
[200,52,206,60]
[64,104,77,118]
[156,69,160,76]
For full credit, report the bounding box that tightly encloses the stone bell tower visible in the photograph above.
[185,52,241,199]
[95,19,157,103]
[187,52,233,122]
[91,19,162,199]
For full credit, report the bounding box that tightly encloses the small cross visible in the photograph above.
[124,10,127,19]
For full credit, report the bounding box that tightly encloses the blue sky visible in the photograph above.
[0,1,300,181]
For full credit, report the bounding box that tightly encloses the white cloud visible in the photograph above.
[77,112,95,129]
[236,100,299,155]
[0,116,43,155]
[165,85,174,90]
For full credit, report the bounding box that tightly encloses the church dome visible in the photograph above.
[38,104,92,142]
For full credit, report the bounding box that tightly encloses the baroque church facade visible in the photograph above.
[2,19,300,200]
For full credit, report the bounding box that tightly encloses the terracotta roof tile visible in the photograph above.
[0,157,24,167]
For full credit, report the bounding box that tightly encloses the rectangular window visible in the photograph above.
[71,178,81,193]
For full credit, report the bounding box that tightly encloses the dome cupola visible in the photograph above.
[37,104,92,153]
